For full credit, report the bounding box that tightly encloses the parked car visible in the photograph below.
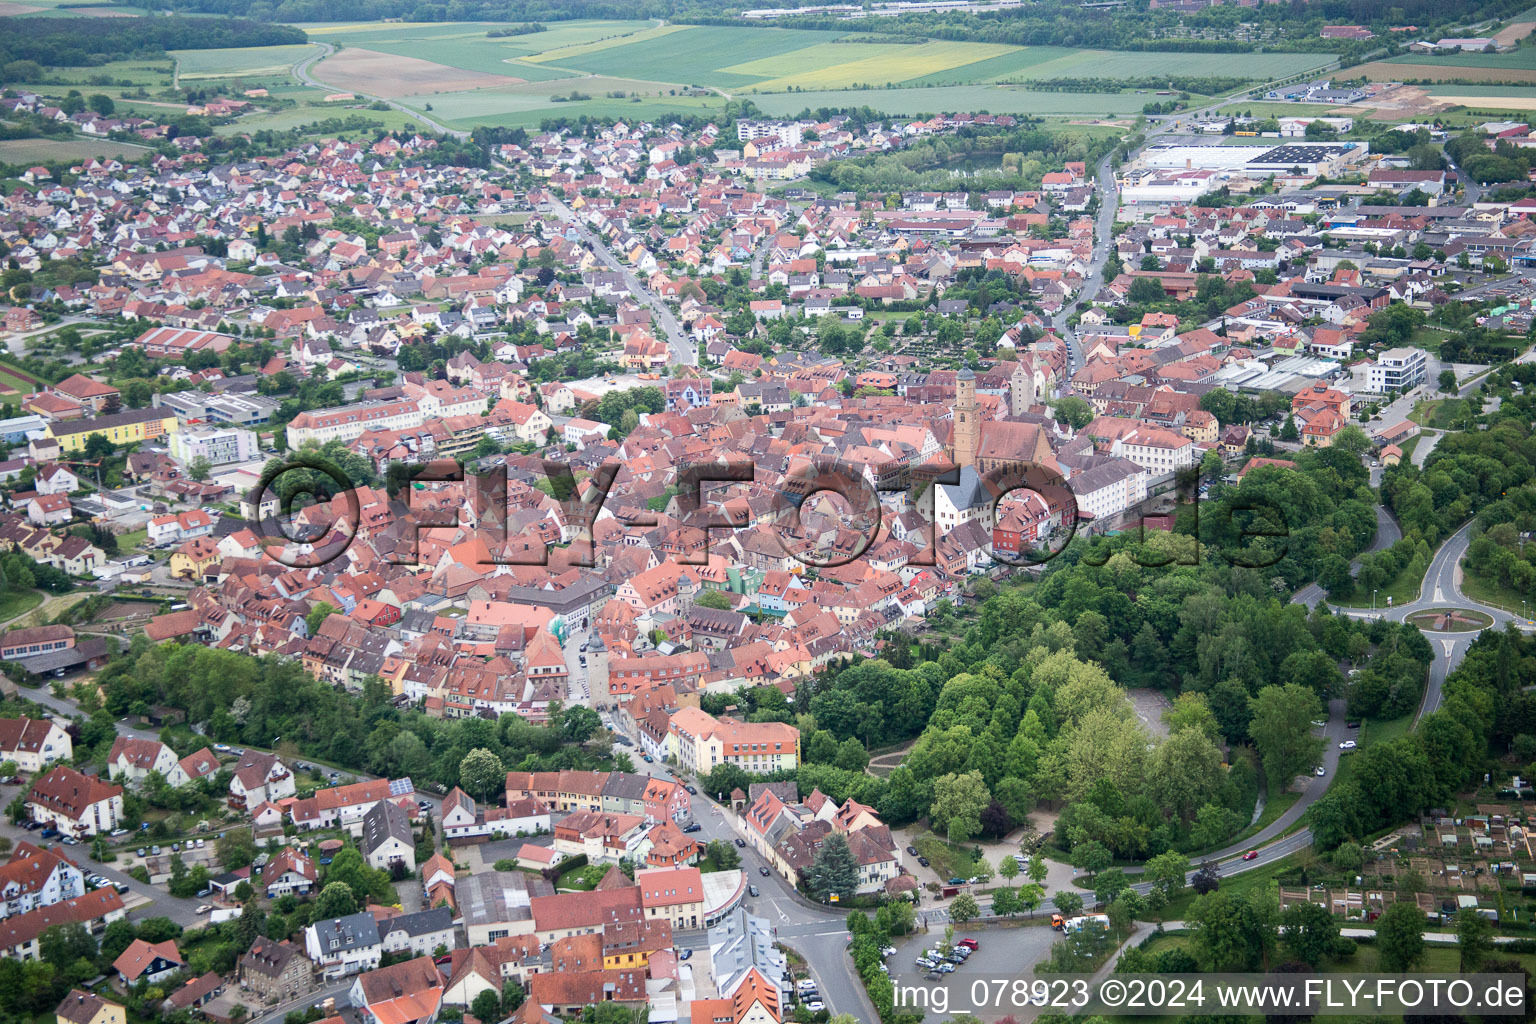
[196,905,213,914]
[40,827,59,839]
[677,948,692,961]
[642,754,653,762]
[806,1002,825,1012]
[947,876,966,885]
[734,838,746,848]
[682,822,702,833]
[684,785,697,795]
[905,845,918,855]
[1339,740,1357,750]
[758,866,770,877]
[958,939,979,951]
[917,856,930,867]
[748,885,760,898]
[110,828,128,838]
[1315,766,1326,777]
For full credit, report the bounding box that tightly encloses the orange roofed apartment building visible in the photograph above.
[667,707,799,776]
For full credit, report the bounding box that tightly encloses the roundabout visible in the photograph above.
[1407,607,1496,632]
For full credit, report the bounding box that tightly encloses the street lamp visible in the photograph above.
[1372,589,1378,614]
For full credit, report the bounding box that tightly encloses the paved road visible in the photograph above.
[291,43,466,139]
[539,192,696,367]
[248,979,353,1024]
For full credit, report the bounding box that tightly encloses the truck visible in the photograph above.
[1064,914,1111,933]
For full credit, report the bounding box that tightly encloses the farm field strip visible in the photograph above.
[313,46,519,98]
[524,25,843,89]
[520,23,688,64]
[749,83,1153,116]
[1384,48,1536,68]
[1358,60,1536,84]
[173,43,324,79]
[323,36,577,81]
[0,137,152,161]
[428,94,724,130]
[727,40,1016,92]
[396,73,692,121]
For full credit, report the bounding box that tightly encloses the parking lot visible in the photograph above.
[885,922,1064,1018]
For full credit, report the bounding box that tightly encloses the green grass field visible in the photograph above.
[172,43,323,80]
[213,104,426,136]
[0,590,43,625]
[1387,48,1536,69]
[0,137,152,163]
[1427,84,1536,99]
[907,45,1332,87]
[425,93,725,130]
[528,24,844,90]
[1460,570,1534,620]
[751,84,1152,117]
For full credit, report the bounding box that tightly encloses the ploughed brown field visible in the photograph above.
[314,46,523,98]
[1356,60,1536,84]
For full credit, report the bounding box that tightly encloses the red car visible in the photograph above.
[1242,850,1259,861]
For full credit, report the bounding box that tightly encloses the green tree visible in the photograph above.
[1280,900,1344,967]
[1247,684,1324,788]
[931,770,989,844]
[949,892,980,923]
[703,839,740,872]
[305,602,336,636]
[1438,369,1456,393]
[458,748,505,802]
[808,832,859,902]
[313,881,358,919]
[694,590,731,611]
[1053,891,1084,918]
[1053,396,1094,431]
[1457,911,1494,971]
[997,854,1019,886]
[188,456,213,482]
[471,990,501,1022]
[1145,851,1189,900]
[1376,902,1425,972]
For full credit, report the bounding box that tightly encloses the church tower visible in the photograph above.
[953,367,980,468]
[1010,359,1037,416]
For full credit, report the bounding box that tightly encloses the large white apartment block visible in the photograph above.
[1367,347,1427,393]
[169,426,259,466]
[1118,427,1196,475]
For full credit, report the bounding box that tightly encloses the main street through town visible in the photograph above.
[539,192,697,367]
